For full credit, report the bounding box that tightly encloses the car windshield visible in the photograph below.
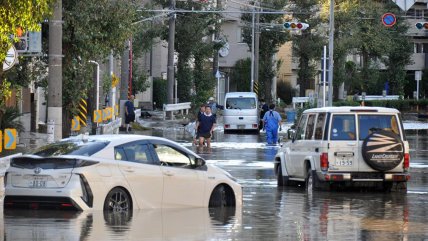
[30,141,109,157]
[226,98,256,109]
[358,114,400,140]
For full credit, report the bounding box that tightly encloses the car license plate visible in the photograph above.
[238,125,245,129]
[29,176,48,188]
[335,159,353,166]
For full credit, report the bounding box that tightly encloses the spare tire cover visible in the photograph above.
[362,130,404,171]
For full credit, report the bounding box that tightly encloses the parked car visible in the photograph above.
[4,135,242,212]
[274,107,410,192]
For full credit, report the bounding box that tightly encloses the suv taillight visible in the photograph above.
[403,153,410,171]
[320,153,329,171]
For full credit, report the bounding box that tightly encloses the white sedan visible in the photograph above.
[4,135,242,212]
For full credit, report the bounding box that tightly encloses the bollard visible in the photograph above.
[47,120,55,143]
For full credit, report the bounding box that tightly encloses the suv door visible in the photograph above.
[288,114,317,178]
[328,114,359,172]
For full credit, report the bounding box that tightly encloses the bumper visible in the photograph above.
[224,124,259,130]
[4,175,93,211]
[320,172,410,182]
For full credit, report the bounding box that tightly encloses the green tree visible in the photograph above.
[289,0,324,98]
[60,0,139,136]
[230,58,251,92]
[241,0,290,103]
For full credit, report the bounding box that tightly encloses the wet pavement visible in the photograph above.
[0,115,428,240]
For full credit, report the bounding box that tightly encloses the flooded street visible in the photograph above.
[1,125,428,240]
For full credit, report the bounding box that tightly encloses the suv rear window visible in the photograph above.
[330,115,356,140]
[358,115,399,140]
[31,141,109,157]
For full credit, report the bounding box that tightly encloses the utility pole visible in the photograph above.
[254,2,260,98]
[250,8,255,92]
[213,0,221,77]
[47,0,62,140]
[327,0,334,106]
[120,40,130,100]
[167,0,176,105]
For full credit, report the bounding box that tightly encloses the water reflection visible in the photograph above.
[3,207,241,241]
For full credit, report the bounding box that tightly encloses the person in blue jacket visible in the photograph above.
[263,104,282,144]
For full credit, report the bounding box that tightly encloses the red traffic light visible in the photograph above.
[283,22,309,30]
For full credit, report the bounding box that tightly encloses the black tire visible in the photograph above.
[362,130,404,171]
[382,182,393,192]
[277,165,290,186]
[104,187,132,213]
[209,185,235,207]
[306,169,316,193]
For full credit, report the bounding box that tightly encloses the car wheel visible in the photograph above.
[104,187,132,213]
[209,185,235,207]
[362,130,404,171]
[306,169,315,194]
[277,165,290,187]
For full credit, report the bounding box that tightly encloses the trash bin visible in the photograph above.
[286,111,296,123]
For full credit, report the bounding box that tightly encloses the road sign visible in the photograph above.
[392,0,415,11]
[78,98,88,127]
[4,128,17,150]
[382,13,396,27]
[0,131,2,153]
[3,46,18,71]
[102,108,112,121]
[94,110,102,123]
[71,116,81,131]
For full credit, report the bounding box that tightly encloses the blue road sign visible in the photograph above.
[382,13,396,27]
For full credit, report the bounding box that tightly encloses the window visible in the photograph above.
[32,141,109,157]
[295,114,307,140]
[330,115,356,140]
[153,144,193,168]
[314,113,326,140]
[115,144,152,164]
[305,114,316,140]
[225,98,256,109]
[358,115,400,140]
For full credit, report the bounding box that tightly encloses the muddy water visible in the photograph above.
[1,128,428,240]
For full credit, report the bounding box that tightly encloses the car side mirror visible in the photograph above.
[195,158,206,167]
[288,129,296,140]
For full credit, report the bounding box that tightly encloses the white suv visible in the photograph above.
[274,107,410,192]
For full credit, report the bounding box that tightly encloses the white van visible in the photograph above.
[223,92,259,133]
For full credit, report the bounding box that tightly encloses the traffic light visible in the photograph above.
[283,22,309,30]
[415,22,428,30]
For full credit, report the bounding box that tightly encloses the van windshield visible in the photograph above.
[358,115,400,140]
[225,98,256,109]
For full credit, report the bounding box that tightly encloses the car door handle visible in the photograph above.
[123,168,135,173]
[163,171,174,176]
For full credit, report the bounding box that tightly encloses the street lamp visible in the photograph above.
[89,60,100,110]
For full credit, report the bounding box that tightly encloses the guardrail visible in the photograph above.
[163,102,192,120]
[355,95,400,101]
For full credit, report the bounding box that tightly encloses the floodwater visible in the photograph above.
[1,124,428,240]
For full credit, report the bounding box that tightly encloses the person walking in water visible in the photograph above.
[196,105,216,148]
[263,104,282,145]
[125,95,135,133]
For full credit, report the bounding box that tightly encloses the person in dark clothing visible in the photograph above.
[193,104,206,145]
[196,105,216,148]
[125,95,136,133]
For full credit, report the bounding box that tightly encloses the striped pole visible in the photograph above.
[78,98,88,127]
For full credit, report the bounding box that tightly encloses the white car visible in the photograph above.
[275,107,410,192]
[4,135,242,212]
